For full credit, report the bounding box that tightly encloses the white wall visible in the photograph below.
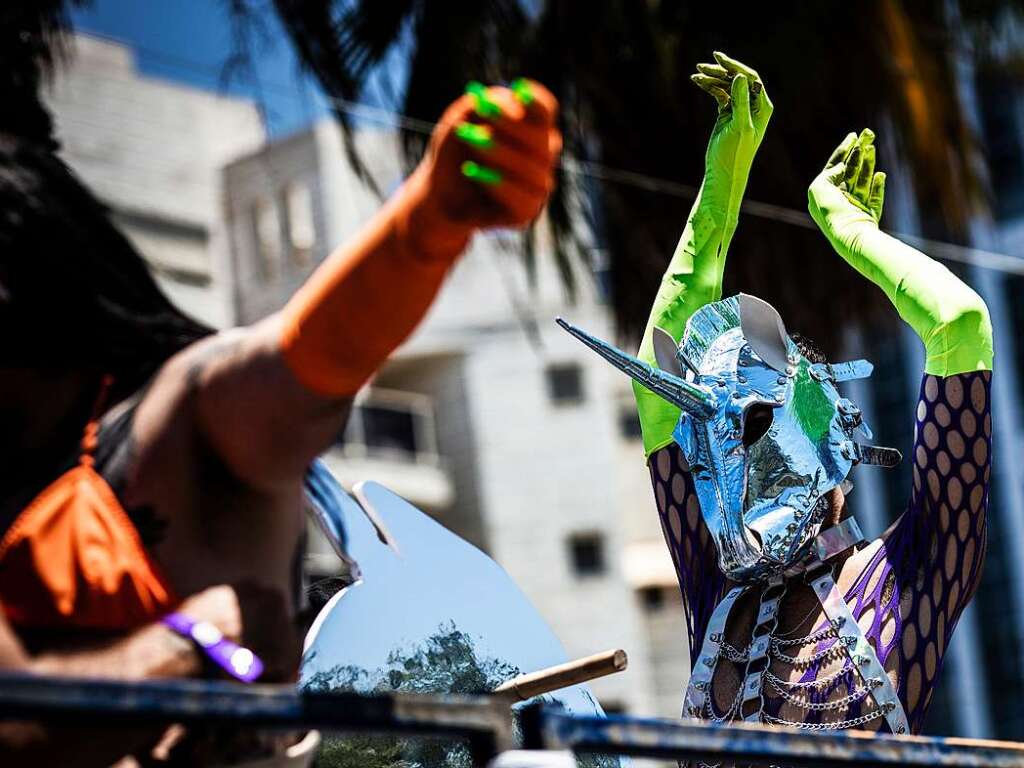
[45,34,265,328]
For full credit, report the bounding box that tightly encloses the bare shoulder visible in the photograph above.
[130,329,252,465]
[123,327,276,506]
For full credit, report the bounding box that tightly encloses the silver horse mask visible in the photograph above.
[558,294,900,582]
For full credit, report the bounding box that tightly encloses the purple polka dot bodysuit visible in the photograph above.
[651,371,991,735]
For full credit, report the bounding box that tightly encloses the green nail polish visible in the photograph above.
[455,122,494,149]
[465,80,502,118]
[511,77,534,106]
[461,160,503,185]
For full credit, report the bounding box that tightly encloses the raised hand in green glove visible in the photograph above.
[809,130,992,377]
[634,53,772,457]
[807,128,886,233]
[691,51,774,244]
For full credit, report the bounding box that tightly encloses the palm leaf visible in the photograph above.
[266,0,1019,352]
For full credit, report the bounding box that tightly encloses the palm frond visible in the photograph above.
[270,0,1021,353]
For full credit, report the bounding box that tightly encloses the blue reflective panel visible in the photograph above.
[302,479,622,767]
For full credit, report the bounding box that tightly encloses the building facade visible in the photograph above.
[44,33,265,329]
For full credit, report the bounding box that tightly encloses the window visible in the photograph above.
[251,197,280,281]
[618,403,642,440]
[362,403,418,456]
[640,586,665,611]
[283,182,316,267]
[546,363,584,405]
[568,532,606,577]
[336,388,439,465]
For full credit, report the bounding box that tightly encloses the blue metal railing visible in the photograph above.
[520,705,1024,767]
[4,675,1024,767]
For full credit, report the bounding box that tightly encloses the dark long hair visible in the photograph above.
[0,137,213,401]
[1,1,211,400]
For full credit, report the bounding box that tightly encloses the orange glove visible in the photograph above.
[279,79,561,397]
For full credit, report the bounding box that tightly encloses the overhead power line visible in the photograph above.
[311,94,1024,277]
[75,30,1024,277]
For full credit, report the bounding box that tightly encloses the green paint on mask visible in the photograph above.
[789,360,834,441]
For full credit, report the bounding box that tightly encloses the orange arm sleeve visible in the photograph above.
[278,81,560,398]
[278,171,469,398]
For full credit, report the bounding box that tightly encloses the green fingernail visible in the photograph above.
[466,81,502,118]
[511,77,534,106]
[455,122,494,149]
[461,160,503,185]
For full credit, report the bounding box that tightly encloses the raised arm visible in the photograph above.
[171,81,561,490]
[807,129,993,376]
[638,55,771,646]
[635,53,772,456]
[809,135,993,723]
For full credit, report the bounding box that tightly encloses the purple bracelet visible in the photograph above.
[162,612,264,683]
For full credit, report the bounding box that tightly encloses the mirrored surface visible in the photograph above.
[302,479,621,767]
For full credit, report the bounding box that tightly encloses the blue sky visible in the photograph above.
[69,0,404,137]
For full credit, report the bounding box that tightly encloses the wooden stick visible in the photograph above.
[493,649,628,702]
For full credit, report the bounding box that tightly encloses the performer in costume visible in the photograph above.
[559,53,991,735]
[0,79,560,765]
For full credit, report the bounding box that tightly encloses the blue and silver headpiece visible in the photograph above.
[558,293,900,582]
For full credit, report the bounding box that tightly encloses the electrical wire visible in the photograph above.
[69,29,1024,276]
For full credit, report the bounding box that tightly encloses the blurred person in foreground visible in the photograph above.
[561,52,991,744]
[0,77,560,766]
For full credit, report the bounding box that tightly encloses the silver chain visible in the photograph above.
[764,663,853,691]
[718,641,750,662]
[764,707,885,731]
[770,638,848,668]
[771,622,838,647]
[766,673,879,711]
[702,672,745,722]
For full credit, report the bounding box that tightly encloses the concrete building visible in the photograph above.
[44,33,265,329]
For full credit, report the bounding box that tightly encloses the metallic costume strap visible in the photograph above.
[810,360,874,383]
[854,444,903,467]
[683,586,744,718]
[740,578,785,722]
[809,568,909,735]
[813,517,865,562]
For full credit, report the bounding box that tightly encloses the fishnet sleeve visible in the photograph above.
[649,443,728,653]
[881,372,991,679]
[900,372,990,607]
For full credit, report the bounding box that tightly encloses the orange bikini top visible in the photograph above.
[0,381,177,630]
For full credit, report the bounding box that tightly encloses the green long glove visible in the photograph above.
[634,53,773,456]
[808,130,993,377]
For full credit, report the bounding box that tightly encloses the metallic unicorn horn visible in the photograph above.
[555,317,716,419]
